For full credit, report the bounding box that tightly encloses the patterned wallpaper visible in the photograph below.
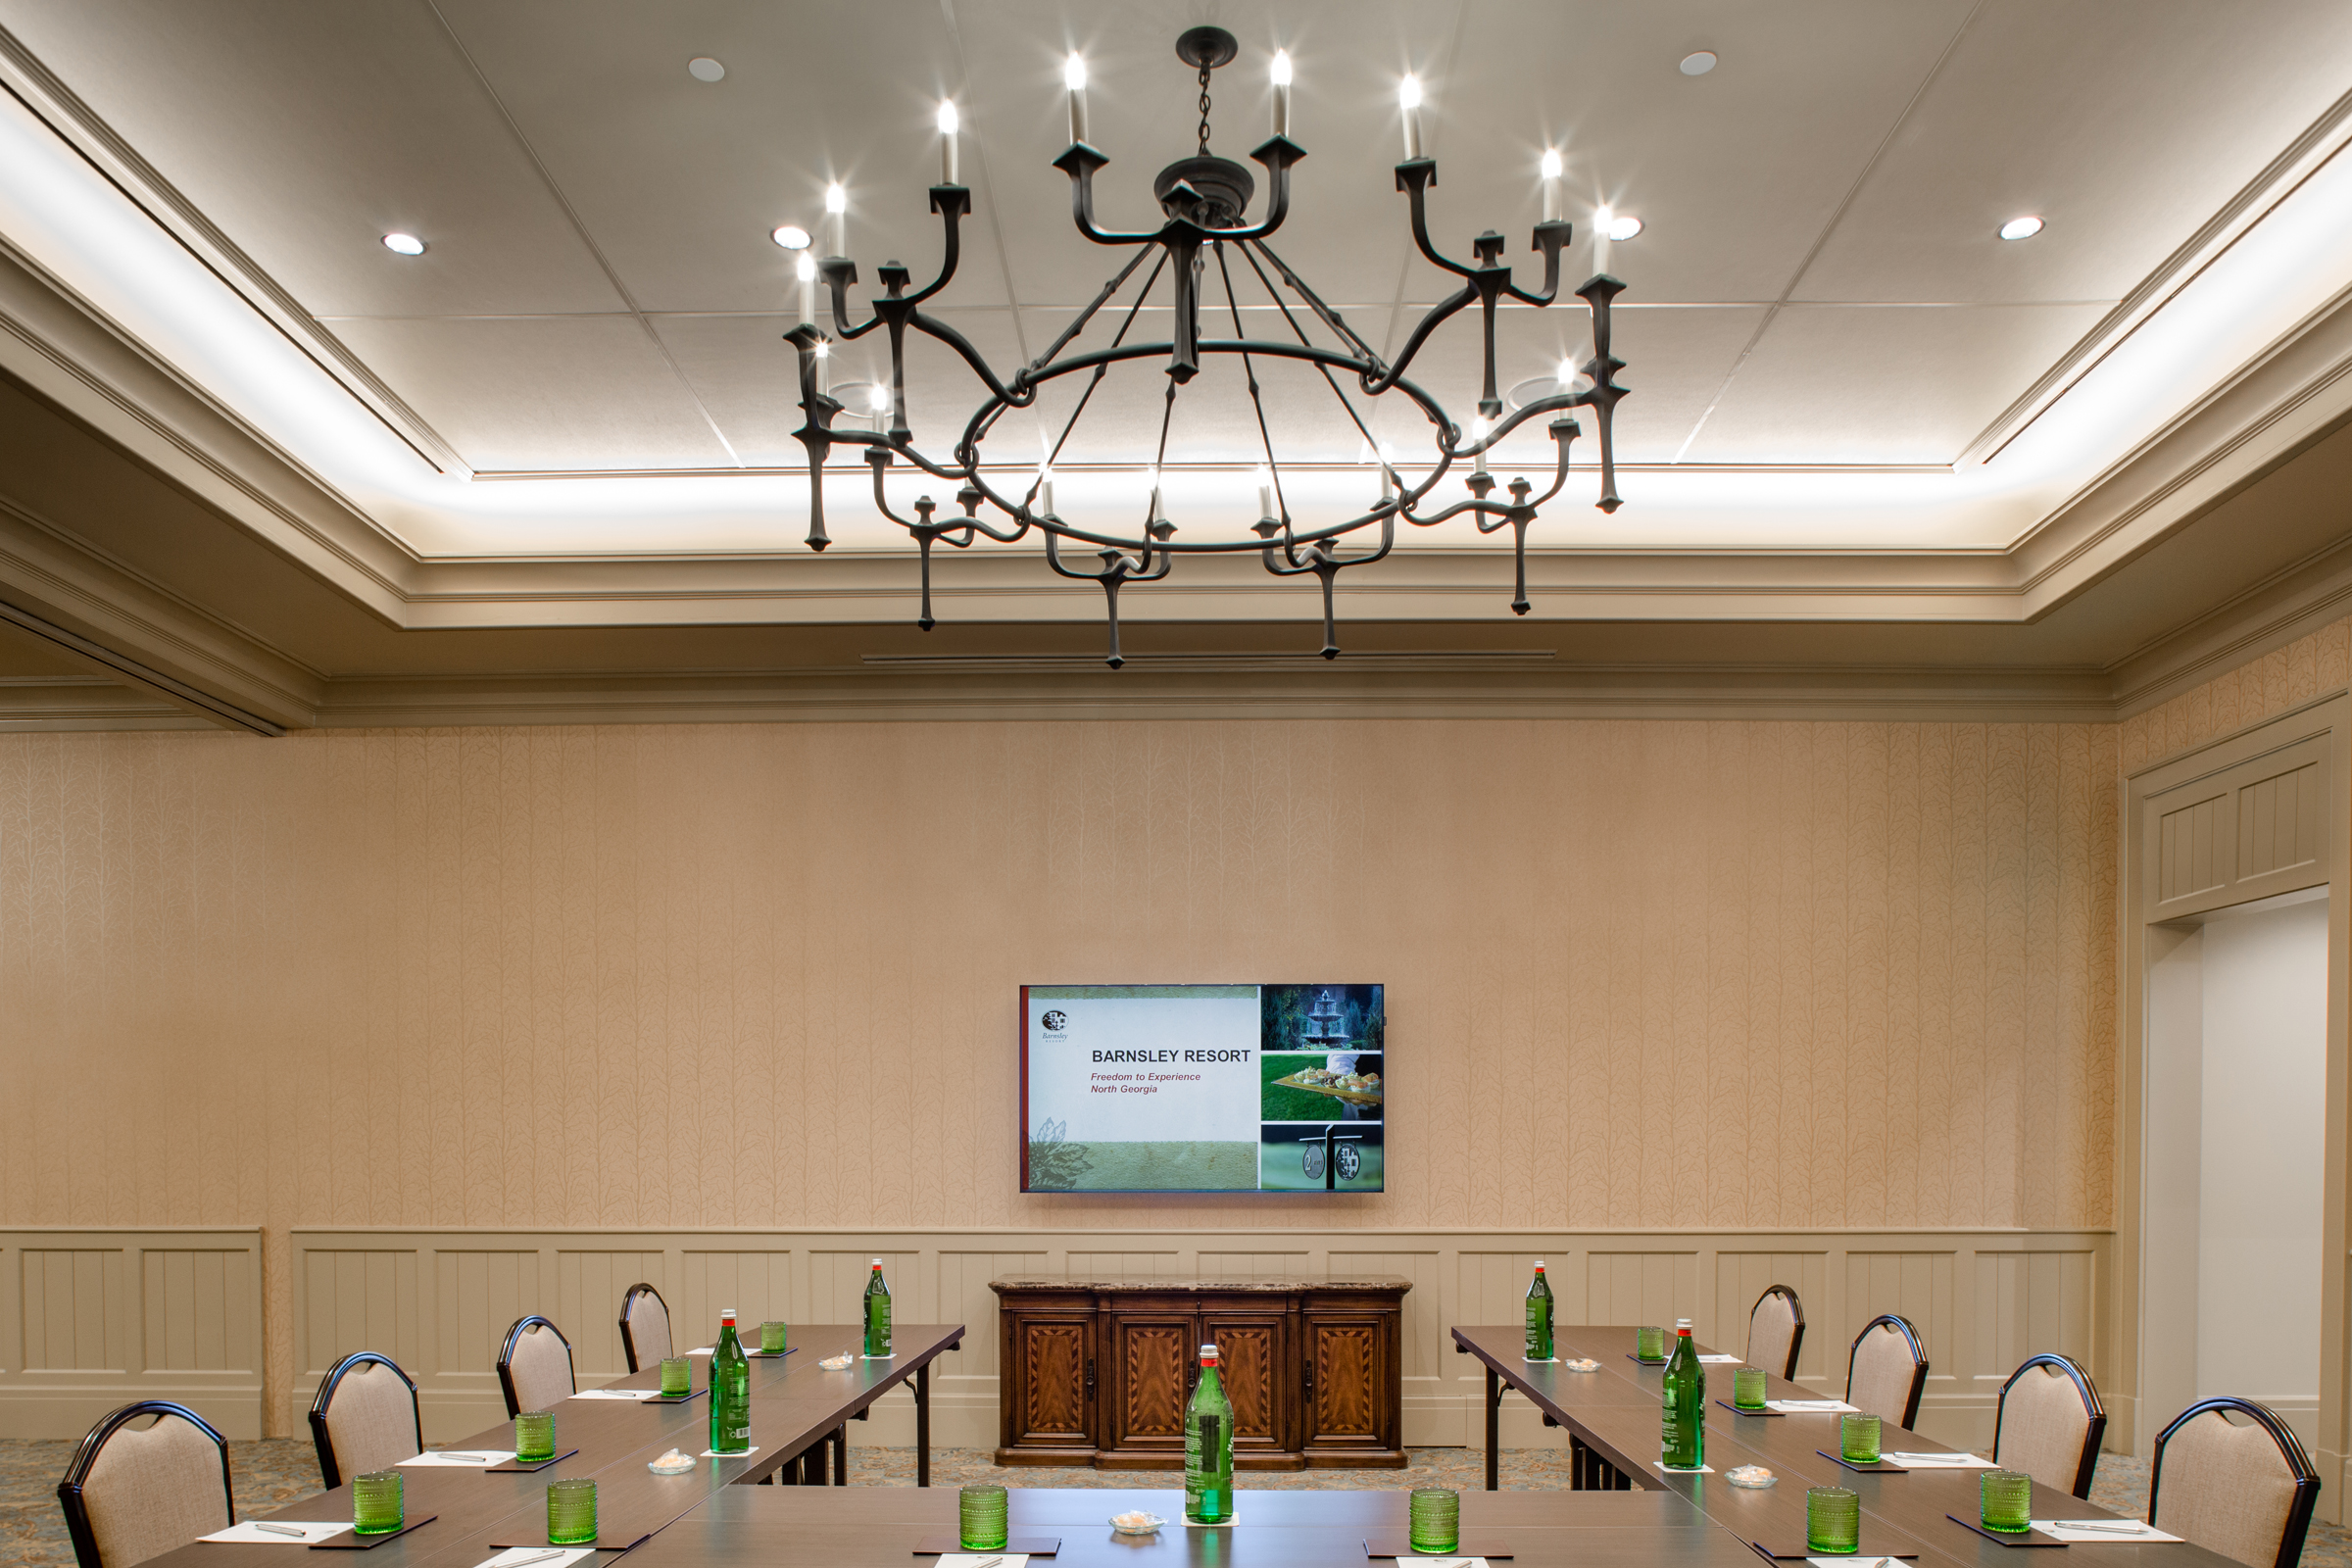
[2121,616,2352,773]
[0,718,2119,1421]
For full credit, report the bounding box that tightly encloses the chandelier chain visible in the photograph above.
[1198,63,1212,153]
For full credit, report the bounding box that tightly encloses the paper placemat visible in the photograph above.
[1944,1514,2069,1548]
[487,1532,650,1554]
[570,1389,659,1400]
[2033,1521,2182,1544]
[931,1557,1030,1568]
[1751,1543,1917,1560]
[401,1450,515,1467]
[700,1445,761,1459]
[1521,1356,1559,1364]
[310,1515,437,1550]
[1810,1558,1915,1568]
[470,1549,598,1568]
[1698,1353,1744,1363]
[202,1523,351,1544]
[1654,1461,1716,1475]
[1377,1558,1493,1567]
[1767,1399,1859,1414]
[484,1450,576,1473]
[1816,1449,1904,1475]
[1885,1452,2000,1471]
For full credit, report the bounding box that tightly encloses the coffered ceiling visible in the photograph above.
[0,0,2349,729]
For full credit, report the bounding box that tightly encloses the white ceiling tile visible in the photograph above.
[1681,303,2111,465]
[329,316,738,471]
[1792,0,2352,303]
[0,0,626,316]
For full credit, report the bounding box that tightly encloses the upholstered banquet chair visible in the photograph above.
[1844,1313,1929,1430]
[1745,1285,1805,1381]
[498,1315,577,1418]
[1992,1352,2106,1497]
[308,1352,423,1489]
[618,1283,673,1374]
[2150,1397,2321,1568]
[56,1401,233,1568]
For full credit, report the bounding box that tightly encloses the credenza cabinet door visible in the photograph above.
[1203,1311,1291,1457]
[1300,1310,1395,1459]
[1003,1311,1096,1454]
[1104,1310,1196,1460]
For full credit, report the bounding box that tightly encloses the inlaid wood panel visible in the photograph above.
[1588,1251,1700,1329]
[556,1250,663,1378]
[1016,1318,1090,1443]
[1973,1250,2095,1388]
[142,1250,252,1372]
[434,1250,540,1383]
[301,1250,419,1377]
[23,1250,122,1370]
[2239,760,2323,879]
[1198,1252,1310,1283]
[2158,793,2230,903]
[1113,1318,1192,1442]
[1308,1320,1381,1438]
[1205,1317,1280,1444]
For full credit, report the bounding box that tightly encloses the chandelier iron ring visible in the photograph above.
[780,27,1632,665]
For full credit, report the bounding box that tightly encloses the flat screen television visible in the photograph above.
[1020,983,1385,1193]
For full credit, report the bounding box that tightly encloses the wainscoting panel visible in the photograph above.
[0,1230,262,1438]
[285,1228,2112,1451]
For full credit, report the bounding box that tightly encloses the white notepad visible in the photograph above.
[400,1449,515,1467]
[1766,1398,1860,1413]
[469,1549,599,1568]
[934,1557,1029,1568]
[2033,1519,2184,1544]
[1884,1451,1999,1470]
[571,1388,659,1400]
[200,1522,349,1544]
[1697,1353,1744,1363]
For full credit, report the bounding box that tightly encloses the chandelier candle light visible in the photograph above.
[781,26,1629,664]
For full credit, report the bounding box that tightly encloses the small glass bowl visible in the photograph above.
[1564,1357,1601,1372]
[1726,1465,1779,1490]
[647,1451,695,1475]
[1109,1512,1165,1535]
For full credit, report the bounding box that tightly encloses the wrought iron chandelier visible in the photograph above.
[783,26,1629,666]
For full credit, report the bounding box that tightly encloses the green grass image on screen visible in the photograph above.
[1257,1126,1385,1192]
[1026,1139,1258,1192]
[1260,1053,1384,1121]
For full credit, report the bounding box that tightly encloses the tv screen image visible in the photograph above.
[1021,983,1386,1194]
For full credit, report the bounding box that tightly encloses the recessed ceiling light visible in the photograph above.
[771,224,811,250]
[1999,215,2044,240]
[688,57,725,82]
[1680,51,1717,75]
[381,232,425,256]
[1606,214,1642,241]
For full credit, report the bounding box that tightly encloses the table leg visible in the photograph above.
[916,1360,932,1488]
[1486,1366,1500,1492]
[832,1425,847,1486]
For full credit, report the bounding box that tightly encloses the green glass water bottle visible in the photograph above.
[1184,1343,1235,1525]
[709,1308,751,1453]
[863,1258,893,1357]
[1525,1260,1554,1360]
[1660,1317,1704,1470]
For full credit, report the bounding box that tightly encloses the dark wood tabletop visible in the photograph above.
[1453,1323,2237,1568]
[141,1324,963,1568]
[629,1483,1764,1568]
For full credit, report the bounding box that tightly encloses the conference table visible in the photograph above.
[1454,1322,2241,1568]
[146,1325,961,1568]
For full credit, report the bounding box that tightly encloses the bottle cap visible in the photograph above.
[721,1309,737,1323]
[1200,1344,1219,1361]
[1676,1318,1692,1331]
[1534,1261,1545,1270]
[872,1257,883,1267]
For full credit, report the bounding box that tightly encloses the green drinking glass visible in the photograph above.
[1806,1486,1859,1554]
[958,1486,1008,1551]
[1734,1366,1768,1409]
[514,1410,555,1463]
[1841,1412,1882,1464]
[351,1472,403,1536]
[1409,1490,1460,1554]
[1981,1469,2034,1534]
[547,1479,597,1546]
[660,1356,690,1396]
[760,1320,787,1354]
[1636,1325,1665,1360]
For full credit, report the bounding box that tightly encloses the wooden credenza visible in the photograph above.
[990,1277,1409,1470]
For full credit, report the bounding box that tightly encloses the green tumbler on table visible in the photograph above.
[1524,1261,1553,1360]
[1807,1487,1859,1554]
[1637,1324,1666,1360]
[759,1320,787,1355]
[1184,1343,1235,1525]
[1981,1469,2033,1534]
[660,1356,690,1396]
[863,1258,893,1357]
[1734,1366,1768,1410]
[351,1472,403,1536]
[547,1479,597,1545]
[958,1486,1008,1551]
[1658,1319,1704,1470]
[1408,1490,1459,1554]
[514,1410,555,1464]
[708,1309,751,1454]
[1841,1412,1882,1464]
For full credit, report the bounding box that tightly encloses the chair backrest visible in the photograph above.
[618,1284,672,1374]
[1992,1352,2107,1498]
[1746,1285,1805,1381]
[56,1402,233,1568]
[308,1352,423,1490]
[498,1315,576,1418]
[1845,1313,1929,1430]
[2151,1397,2321,1568]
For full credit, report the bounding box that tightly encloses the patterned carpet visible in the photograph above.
[3,1442,2343,1568]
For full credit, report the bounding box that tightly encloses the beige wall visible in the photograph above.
[0,717,2120,1434]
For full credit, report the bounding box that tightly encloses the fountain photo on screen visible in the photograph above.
[1020,983,1386,1193]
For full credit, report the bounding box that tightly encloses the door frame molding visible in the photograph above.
[2119,691,2352,1519]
